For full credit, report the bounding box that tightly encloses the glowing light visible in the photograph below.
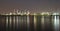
[34,15,36,24]
[41,12,50,15]
[54,16,57,26]
[52,13,59,15]
[27,15,29,31]
[34,15,37,30]
[41,15,45,30]
[41,16,44,24]
[27,12,30,15]
[9,16,12,27]
[53,13,59,31]
[9,12,12,15]
[6,16,8,27]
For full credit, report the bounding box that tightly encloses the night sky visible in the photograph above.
[0,0,60,13]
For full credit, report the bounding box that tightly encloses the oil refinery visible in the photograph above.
[0,10,60,31]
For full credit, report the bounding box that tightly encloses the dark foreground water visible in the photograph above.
[0,15,60,31]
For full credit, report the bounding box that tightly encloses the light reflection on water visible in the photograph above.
[53,15,59,31]
[0,15,60,31]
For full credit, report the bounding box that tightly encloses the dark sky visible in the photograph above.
[0,0,60,13]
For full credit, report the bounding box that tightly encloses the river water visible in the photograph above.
[0,15,60,31]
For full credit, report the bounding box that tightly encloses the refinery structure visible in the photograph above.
[0,10,60,31]
[0,9,60,15]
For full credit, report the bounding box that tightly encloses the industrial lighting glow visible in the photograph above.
[54,15,59,31]
[41,12,50,15]
[27,12,30,15]
[52,13,59,15]
[9,12,12,15]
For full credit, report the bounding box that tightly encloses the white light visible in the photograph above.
[27,15,30,30]
[6,16,8,27]
[52,13,59,15]
[27,12,30,15]
[9,12,12,15]
[34,15,37,30]
[54,15,59,31]
[54,16,56,25]
[41,12,50,15]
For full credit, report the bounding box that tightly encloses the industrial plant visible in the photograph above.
[0,10,60,31]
